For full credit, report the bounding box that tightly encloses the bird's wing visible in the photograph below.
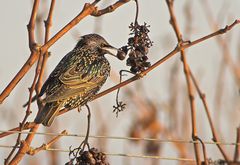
[44,58,109,102]
[39,51,77,97]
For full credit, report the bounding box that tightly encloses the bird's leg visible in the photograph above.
[69,104,91,159]
[78,104,91,151]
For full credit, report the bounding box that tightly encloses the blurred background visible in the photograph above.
[0,0,240,164]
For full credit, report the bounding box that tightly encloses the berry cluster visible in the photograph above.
[66,148,109,165]
[121,22,153,74]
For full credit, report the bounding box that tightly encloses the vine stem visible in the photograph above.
[134,0,139,24]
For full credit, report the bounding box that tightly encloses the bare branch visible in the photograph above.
[27,130,67,155]
[91,0,130,16]
[0,0,130,104]
[165,0,201,164]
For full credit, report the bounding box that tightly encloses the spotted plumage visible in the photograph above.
[35,34,122,126]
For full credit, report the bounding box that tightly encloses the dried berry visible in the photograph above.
[128,37,134,46]
[120,46,129,54]
[136,45,148,54]
[66,147,110,165]
[113,14,153,116]
[143,62,151,68]
[116,50,126,60]
[130,66,140,73]
[128,50,137,57]
[142,55,148,61]
[122,22,153,74]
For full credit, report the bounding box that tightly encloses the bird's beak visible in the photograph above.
[102,45,126,60]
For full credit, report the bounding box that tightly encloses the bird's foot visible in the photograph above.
[68,139,90,161]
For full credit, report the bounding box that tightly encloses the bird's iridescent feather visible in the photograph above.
[35,34,116,126]
[41,48,110,105]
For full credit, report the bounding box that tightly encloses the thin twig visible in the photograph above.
[1,2,131,162]
[166,0,202,163]
[27,130,67,155]
[9,124,40,164]
[189,70,231,161]
[0,122,35,139]
[0,0,130,104]
[91,0,130,16]
[0,0,40,104]
[36,0,56,95]
[93,17,240,100]
[1,20,239,141]
[7,0,56,163]
[27,0,40,49]
[4,0,40,164]
[5,53,43,164]
[195,137,208,165]
[200,0,240,86]
[234,127,240,161]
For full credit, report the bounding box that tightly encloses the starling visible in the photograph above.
[35,34,125,126]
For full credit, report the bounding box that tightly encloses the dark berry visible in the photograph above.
[135,50,143,58]
[130,66,140,73]
[126,58,136,66]
[89,147,98,154]
[129,50,136,57]
[143,62,151,68]
[128,37,134,46]
[120,46,129,54]
[117,50,126,60]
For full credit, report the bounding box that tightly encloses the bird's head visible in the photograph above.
[75,33,126,60]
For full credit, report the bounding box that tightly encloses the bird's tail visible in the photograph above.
[34,102,62,127]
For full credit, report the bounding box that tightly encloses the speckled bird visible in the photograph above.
[35,34,125,126]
